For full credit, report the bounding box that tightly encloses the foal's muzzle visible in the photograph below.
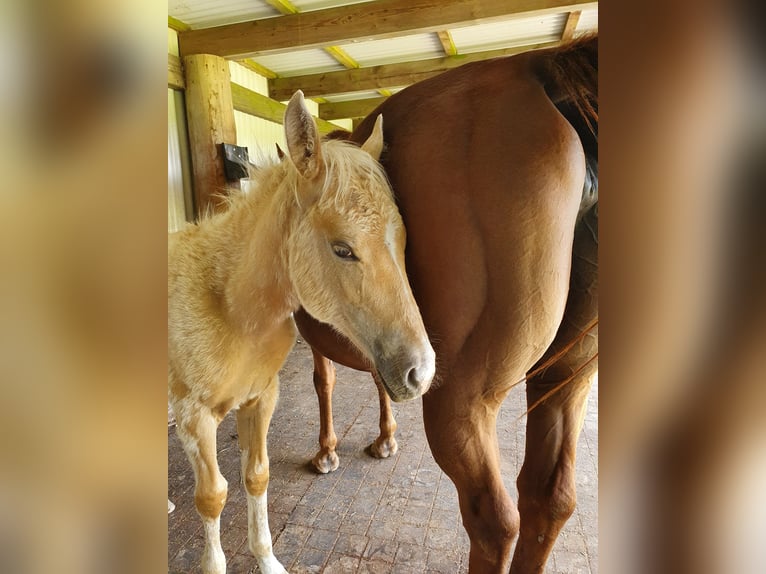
[375,345,436,402]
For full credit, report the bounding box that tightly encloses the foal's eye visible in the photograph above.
[331,242,358,261]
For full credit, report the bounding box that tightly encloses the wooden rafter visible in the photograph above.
[324,45,360,69]
[268,41,558,100]
[561,11,582,41]
[168,54,185,90]
[263,0,299,15]
[318,97,388,121]
[231,83,343,134]
[263,0,390,100]
[168,16,190,33]
[436,31,458,56]
[178,0,597,58]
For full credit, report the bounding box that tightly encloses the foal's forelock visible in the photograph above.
[316,140,393,208]
[220,140,392,217]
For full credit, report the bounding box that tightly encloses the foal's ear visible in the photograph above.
[284,90,324,180]
[361,114,384,161]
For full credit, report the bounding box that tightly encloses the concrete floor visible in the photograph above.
[168,338,598,573]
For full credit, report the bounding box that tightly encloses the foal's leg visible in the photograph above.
[368,373,398,458]
[310,348,341,474]
[173,405,228,574]
[424,387,520,573]
[236,379,287,574]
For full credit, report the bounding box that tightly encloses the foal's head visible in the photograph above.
[283,91,435,401]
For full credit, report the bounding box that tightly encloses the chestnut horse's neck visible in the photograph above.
[200,163,302,335]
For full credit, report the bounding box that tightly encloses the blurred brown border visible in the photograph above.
[601,2,765,573]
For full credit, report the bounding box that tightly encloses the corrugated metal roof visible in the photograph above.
[339,34,444,67]
[255,48,346,77]
[449,13,567,54]
[323,89,389,103]
[577,8,599,33]
[169,1,598,109]
[168,0,277,29]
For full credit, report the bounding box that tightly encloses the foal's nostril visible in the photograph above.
[406,366,420,389]
[405,361,434,391]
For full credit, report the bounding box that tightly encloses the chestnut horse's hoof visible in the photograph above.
[369,436,398,459]
[312,451,340,474]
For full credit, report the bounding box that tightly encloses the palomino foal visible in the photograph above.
[168,91,435,574]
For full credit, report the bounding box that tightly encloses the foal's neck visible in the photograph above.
[218,165,301,334]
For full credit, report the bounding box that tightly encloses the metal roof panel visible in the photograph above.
[339,33,444,67]
[254,48,346,77]
[450,12,567,53]
[576,8,599,33]
[168,0,277,29]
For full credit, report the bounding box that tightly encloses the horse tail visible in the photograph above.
[512,37,599,419]
[537,34,598,138]
[536,34,598,214]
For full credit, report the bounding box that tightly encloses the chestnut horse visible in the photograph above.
[168,91,435,574]
[295,37,598,573]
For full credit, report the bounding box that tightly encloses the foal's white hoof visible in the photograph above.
[312,450,340,474]
[201,547,226,574]
[257,554,289,574]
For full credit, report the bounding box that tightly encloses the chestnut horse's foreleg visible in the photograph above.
[173,403,228,574]
[310,348,341,474]
[424,389,520,573]
[511,368,595,574]
[236,378,288,574]
[369,373,398,458]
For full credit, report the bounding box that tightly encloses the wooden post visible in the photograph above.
[182,54,238,217]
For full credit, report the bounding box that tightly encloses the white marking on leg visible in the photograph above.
[201,517,226,574]
[247,491,288,574]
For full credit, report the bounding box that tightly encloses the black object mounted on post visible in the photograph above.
[221,143,250,181]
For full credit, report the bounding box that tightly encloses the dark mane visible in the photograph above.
[536,35,598,207]
[323,129,352,141]
[539,34,598,137]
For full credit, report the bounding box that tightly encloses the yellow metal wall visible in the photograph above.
[229,62,286,166]
[167,28,192,231]
[168,89,193,231]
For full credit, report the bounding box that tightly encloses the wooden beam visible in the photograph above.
[183,54,238,216]
[437,31,458,56]
[269,41,559,100]
[168,16,190,32]
[231,83,344,135]
[319,97,388,121]
[352,117,365,131]
[178,0,597,58]
[263,0,299,15]
[324,46,360,69]
[168,54,185,90]
[561,11,581,42]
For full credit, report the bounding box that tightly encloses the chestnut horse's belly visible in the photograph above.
[294,308,370,372]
